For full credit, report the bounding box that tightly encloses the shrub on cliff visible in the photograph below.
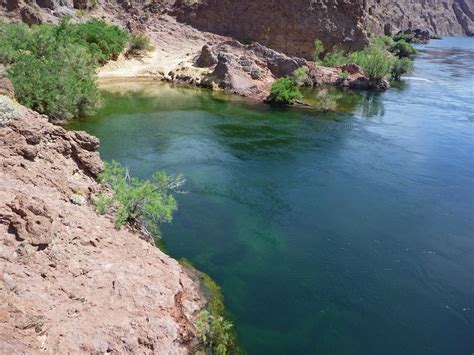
[312,39,325,61]
[196,311,234,355]
[269,77,303,105]
[126,32,154,57]
[95,161,184,230]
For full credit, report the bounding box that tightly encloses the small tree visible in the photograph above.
[350,47,394,80]
[292,67,308,85]
[269,77,303,105]
[96,161,184,230]
[312,39,325,61]
[391,57,414,80]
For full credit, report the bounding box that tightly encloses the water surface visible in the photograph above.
[68,38,474,354]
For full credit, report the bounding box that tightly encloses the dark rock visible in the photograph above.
[6,0,19,11]
[20,6,42,26]
[36,0,58,9]
[72,0,90,10]
[195,45,218,68]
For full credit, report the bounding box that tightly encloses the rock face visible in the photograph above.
[175,0,473,59]
[176,0,369,58]
[366,0,474,38]
[0,95,205,353]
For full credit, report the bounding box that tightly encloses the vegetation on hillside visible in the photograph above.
[95,161,184,232]
[0,18,128,121]
[314,35,417,81]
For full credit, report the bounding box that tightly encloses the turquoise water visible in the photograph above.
[67,38,474,354]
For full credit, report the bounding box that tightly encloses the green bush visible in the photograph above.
[196,311,234,355]
[269,77,303,105]
[127,32,154,56]
[96,161,182,229]
[0,19,128,120]
[292,67,308,86]
[339,71,350,80]
[0,23,32,64]
[391,57,414,80]
[391,39,417,58]
[312,39,325,61]
[350,47,394,80]
[8,42,100,121]
[56,17,128,64]
[320,49,349,67]
[370,35,396,51]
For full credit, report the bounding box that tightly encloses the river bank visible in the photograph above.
[0,94,207,353]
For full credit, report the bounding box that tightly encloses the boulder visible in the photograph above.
[195,45,218,68]
[20,6,42,26]
[250,43,307,78]
[6,194,55,247]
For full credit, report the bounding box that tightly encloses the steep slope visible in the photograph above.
[0,93,204,353]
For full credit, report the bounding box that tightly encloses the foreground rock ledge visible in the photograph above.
[0,95,205,353]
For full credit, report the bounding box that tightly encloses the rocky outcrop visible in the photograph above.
[0,95,205,353]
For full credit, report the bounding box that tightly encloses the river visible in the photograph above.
[67,37,474,354]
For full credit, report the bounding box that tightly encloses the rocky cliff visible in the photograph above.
[1,0,471,58]
[175,0,473,58]
[0,93,205,353]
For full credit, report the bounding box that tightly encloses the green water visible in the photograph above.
[67,38,474,354]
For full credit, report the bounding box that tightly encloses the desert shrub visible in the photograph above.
[127,32,154,56]
[370,35,396,51]
[391,57,414,80]
[312,39,325,61]
[56,17,128,64]
[96,161,183,229]
[350,47,394,80]
[8,43,100,121]
[196,311,234,355]
[269,77,303,105]
[292,66,308,86]
[339,71,350,80]
[0,23,32,64]
[391,39,417,58]
[319,49,349,67]
[1,19,128,120]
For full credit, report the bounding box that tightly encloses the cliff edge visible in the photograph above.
[0,93,204,353]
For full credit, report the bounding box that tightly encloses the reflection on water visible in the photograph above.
[68,38,474,355]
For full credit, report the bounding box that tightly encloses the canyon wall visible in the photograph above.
[175,0,473,58]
